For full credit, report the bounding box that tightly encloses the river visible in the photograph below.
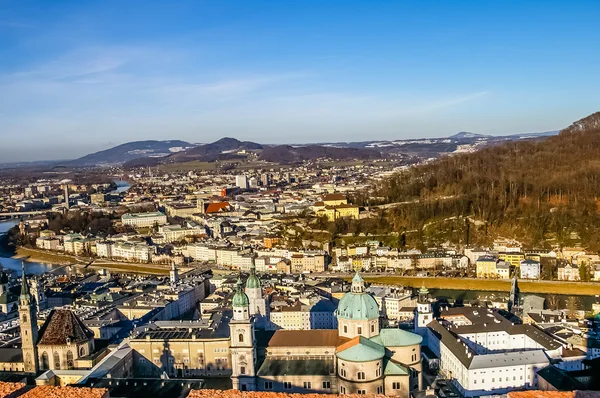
[0,220,68,276]
[0,180,131,276]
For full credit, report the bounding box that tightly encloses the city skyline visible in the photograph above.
[2,0,600,162]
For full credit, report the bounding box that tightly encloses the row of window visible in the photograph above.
[340,369,383,379]
[342,324,376,334]
[264,381,331,390]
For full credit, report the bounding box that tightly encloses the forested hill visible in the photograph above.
[367,112,600,250]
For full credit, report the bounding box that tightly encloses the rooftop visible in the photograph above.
[267,330,348,348]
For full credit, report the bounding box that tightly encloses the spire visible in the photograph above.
[20,262,30,297]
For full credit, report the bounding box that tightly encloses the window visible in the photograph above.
[66,351,74,369]
[371,325,375,333]
[322,382,331,389]
[344,325,348,333]
[240,366,245,375]
[358,390,366,395]
[41,352,49,370]
[376,368,381,377]
[357,327,362,334]
[377,386,383,394]
[80,347,86,356]
[264,382,273,390]
[340,387,346,394]
[239,333,244,343]
[22,314,27,323]
[340,368,346,377]
[357,371,366,380]
[53,352,61,370]
[303,382,312,389]
[283,382,292,390]
[392,382,401,390]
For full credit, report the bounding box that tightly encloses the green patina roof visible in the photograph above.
[246,265,261,289]
[338,291,380,321]
[336,336,385,362]
[384,358,409,376]
[370,328,423,348]
[232,278,249,308]
[352,272,364,284]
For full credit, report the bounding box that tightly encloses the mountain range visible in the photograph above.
[67,130,558,168]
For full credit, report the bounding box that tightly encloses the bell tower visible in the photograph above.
[414,284,432,335]
[230,278,256,391]
[19,263,39,374]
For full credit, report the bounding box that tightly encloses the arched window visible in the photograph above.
[53,352,61,370]
[357,371,366,380]
[22,314,27,323]
[66,351,74,369]
[41,352,49,369]
[238,333,244,343]
[80,347,86,356]
[340,368,346,377]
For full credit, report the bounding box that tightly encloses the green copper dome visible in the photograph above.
[246,264,261,289]
[232,278,250,308]
[338,272,380,321]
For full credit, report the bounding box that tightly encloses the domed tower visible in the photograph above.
[19,263,39,374]
[414,284,432,334]
[245,261,267,328]
[230,278,256,391]
[337,272,380,338]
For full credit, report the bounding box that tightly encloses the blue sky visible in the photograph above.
[1,0,599,161]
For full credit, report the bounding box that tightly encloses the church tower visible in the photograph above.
[31,276,47,312]
[414,284,432,337]
[245,261,267,329]
[19,263,39,374]
[169,262,179,286]
[230,278,257,391]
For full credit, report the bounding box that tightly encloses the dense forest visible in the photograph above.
[358,112,600,249]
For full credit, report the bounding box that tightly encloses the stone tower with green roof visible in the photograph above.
[414,283,432,335]
[245,260,268,329]
[19,262,39,374]
[230,277,257,391]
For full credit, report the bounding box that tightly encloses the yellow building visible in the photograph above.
[322,193,348,206]
[498,252,524,268]
[476,256,498,278]
[318,204,359,222]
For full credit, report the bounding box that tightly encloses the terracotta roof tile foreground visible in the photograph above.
[0,382,25,398]
[19,386,108,398]
[508,393,600,398]
[187,390,385,398]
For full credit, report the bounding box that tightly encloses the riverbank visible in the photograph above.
[86,261,173,275]
[14,247,177,276]
[14,247,82,265]
[358,275,600,296]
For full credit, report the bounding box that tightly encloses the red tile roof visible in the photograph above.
[19,386,108,398]
[0,382,25,398]
[187,389,385,398]
[205,202,230,213]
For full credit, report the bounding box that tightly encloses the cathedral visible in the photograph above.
[230,271,425,397]
[18,263,95,374]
